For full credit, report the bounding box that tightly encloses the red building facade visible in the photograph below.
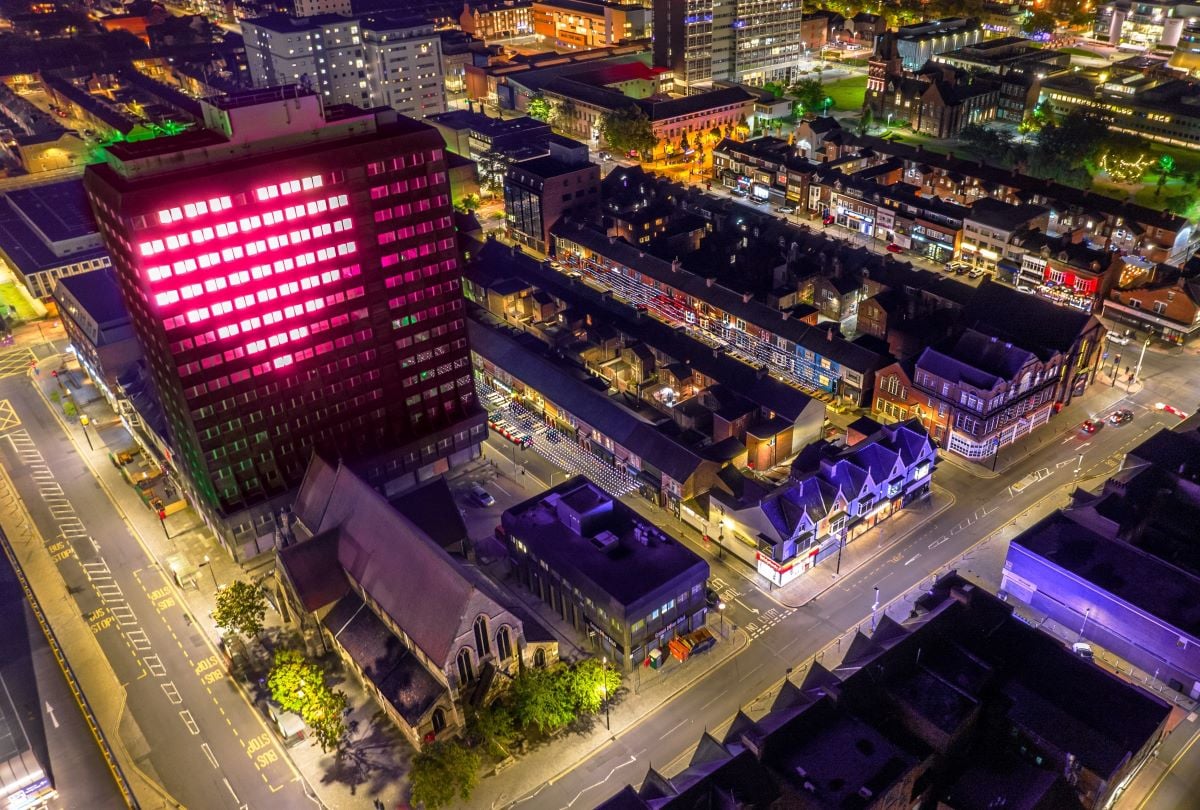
[84,88,485,543]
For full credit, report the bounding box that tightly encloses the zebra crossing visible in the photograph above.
[479,379,639,497]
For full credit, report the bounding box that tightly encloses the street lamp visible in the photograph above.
[823,97,833,117]
[601,656,610,731]
[871,586,881,631]
[717,601,726,639]
[79,414,93,451]
[203,555,218,589]
[1132,337,1151,385]
[1078,607,1092,640]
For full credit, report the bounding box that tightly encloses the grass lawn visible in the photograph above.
[823,75,868,112]
[1060,46,1106,58]
[0,282,37,322]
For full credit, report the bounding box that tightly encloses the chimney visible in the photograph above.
[743,292,752,303]
[826,327,834,341]
[706,276,715,287]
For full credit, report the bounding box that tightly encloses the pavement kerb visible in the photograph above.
[782,486,958,610]
[0,456,179,809]
[494,625,751,808]
[26,365,314,798]
[935,449,1000,479]
[654,478,1074,782]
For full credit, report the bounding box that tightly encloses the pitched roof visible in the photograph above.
[286,457,512,667]
[965,279,1098,357]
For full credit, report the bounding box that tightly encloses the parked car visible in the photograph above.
[730,187,747,198]
[1071,642,1094,660]
[1080,419,1100,434]
[885,243,903,253]
[1108,408,1134,426]
[1105,332,1131,345]
[968,269,984,279]
[598,150,612,161]
[777,205,796,214]
[1016,284,1036,294]
[468,484,495,507]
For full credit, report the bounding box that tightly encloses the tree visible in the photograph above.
[679,130,691,152]
[1022,10,1058,38]
[858,107,874,136]
[600,105,657,159]
[790,77,826,116]
[477,149,511,196]
[1097,136,1152,183]
[1156,154,1176,196]
[212,580,267,639]
[527,94,554,123]
[560,658,622,716]
[509,667,573,733]
[409,740,481,809]
[267,649,348,752]
[467,702,515,757]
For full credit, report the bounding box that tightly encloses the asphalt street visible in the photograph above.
[495,346,1196,808]
[0,373,310,809]
[0,537,125,810]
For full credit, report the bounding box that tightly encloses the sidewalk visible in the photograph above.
[29,356,408,810]
[775,486,955,608]
[932,378,1137,481]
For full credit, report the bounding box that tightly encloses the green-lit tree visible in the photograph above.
[509,666,574,733]
[267,649,348,752]
[212,580,267,639]
[527,94,554,123]
[467,702,515,757]
[409,740,481,809]
[600,105,657,159]
[561,658,622,715]
[1156,154,1176,196]
[790,77,826,116]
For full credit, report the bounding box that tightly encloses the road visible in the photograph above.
[0,533,126,809]
[494,343,1196,807]
[0,366,310,809]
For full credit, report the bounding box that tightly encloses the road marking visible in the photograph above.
[161,682,182,704]
[44,702,58,729]
[222,777,240,804]
[201,742,219,768]
[126,629,152,651]
[180,711,199,735]
[658,718,689,740]
[904,553,921,566]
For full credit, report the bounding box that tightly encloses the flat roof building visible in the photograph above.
[84,86,486,557]
[501,476,710,670]
[0,179,111,300]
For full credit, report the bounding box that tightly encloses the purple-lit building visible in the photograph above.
[1002,414,1200,699]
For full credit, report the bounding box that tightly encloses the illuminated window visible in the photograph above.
[139,240,165,256]
[158,207,183,224]
[165,233,190,250]
[203,277,228,293]
[155,290,180,306]
[181,284,203,300]
[228,270,250,286]
[147,266,172,282]
[186,308,210,323]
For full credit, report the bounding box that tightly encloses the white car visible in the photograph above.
[1105,332,1131,345]
[468,484,495,507]
[1016,284,1036,294]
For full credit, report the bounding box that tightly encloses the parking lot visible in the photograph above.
[478,380,638,497]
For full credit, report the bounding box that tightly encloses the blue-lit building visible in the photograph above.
[1002,415,1200,699]
[706,418,935,586]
